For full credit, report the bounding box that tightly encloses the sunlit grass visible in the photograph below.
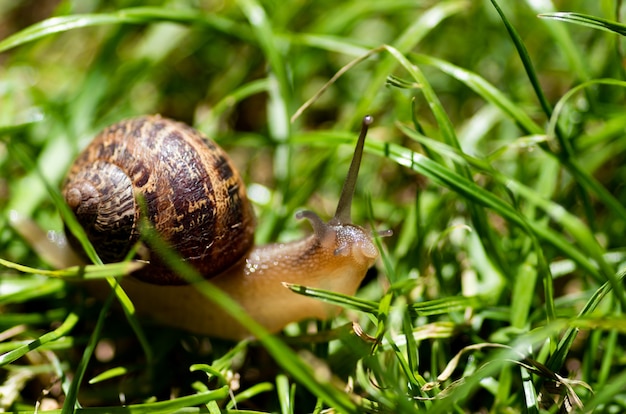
[1,0,626,412]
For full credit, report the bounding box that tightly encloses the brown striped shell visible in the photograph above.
[62,115,255,285]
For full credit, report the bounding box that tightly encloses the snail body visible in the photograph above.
[62,115,379,339]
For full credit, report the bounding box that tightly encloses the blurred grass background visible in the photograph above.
[1,0,626,412]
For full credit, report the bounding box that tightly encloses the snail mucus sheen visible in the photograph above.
[62,115,379,339]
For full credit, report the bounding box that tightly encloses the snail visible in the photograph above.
[61,114,381,339]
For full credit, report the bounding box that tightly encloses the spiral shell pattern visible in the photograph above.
[62,115,255,285]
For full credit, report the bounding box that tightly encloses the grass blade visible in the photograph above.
[489,0,553,119]
[0,7,243,54]
[539,12,626,36]
[0,312,79,367]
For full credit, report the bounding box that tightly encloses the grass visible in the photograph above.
[1,0,626,412]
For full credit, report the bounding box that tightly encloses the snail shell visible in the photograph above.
[62,115,255,285]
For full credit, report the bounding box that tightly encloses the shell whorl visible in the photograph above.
[64,161,137,263]
[62,115,255,285]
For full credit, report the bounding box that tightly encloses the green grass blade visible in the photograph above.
[0,258,143,280]
[408,296,484,317]
[91,387,231,413]
[88,366,130,385]
[0,312,79,367]
[0,7,241,54]
[0,278,65,306]
[291,33,370,57]
[284,283,378,314]
[286,282,483,319]
[539,12,626,36]
[0,309,67,328]
[489,0,553,120]
[276,374,292,414]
